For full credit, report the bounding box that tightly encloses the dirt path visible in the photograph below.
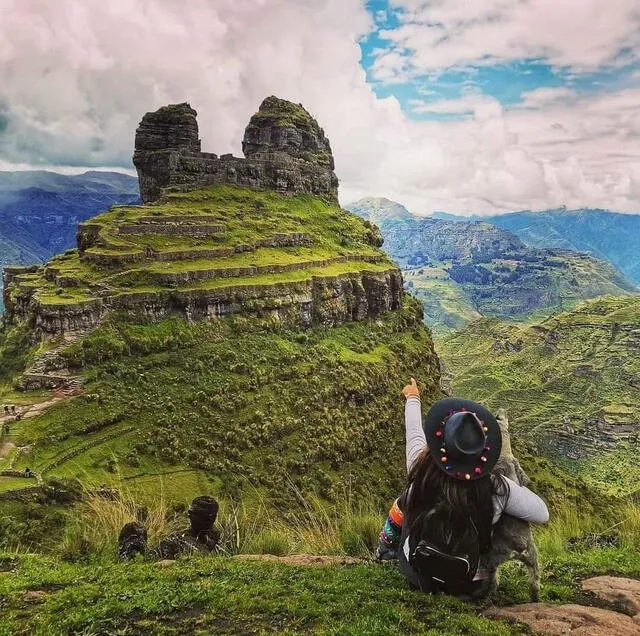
[235,554,365,567]
[487,576,640,635]
[0,441,15,459]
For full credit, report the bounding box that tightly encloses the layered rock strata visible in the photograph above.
[133,98,339,204]
[2,96,400,340]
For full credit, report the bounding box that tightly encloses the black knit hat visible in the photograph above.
[188,496,219,519]
[423,397,502,481]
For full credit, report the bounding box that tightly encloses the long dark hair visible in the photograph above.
[406,449,507,553]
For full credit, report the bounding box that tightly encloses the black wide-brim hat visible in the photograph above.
[423,397,502,481]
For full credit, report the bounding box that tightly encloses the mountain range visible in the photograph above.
[433,207,640,286]
[0,170,139,311]
[346,198,638,334]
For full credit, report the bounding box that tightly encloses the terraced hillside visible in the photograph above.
[3,185,398,340]
[438,296,640,496]
[0,96,440,513]
[0,185,418,508]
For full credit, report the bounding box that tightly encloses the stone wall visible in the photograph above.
[133,98,339,204]
[23,269,402,338]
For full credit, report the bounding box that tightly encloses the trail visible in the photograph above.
[0,394,77,485]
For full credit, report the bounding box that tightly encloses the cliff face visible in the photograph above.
[1,97,399,341]
[133,98,338,204]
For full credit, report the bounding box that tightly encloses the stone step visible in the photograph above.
[148,254,385,286]
[117,221,226,237]
[18,373,84,392]
[81,233,314,266]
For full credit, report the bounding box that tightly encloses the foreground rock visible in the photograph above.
[487,603,640,635]
[582,576,640,617]
[235,554,364,567]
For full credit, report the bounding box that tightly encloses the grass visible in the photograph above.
[437,295,640,496]
[0,300,441,515]
[0,553,530,636]
[0,498,639,635]
[5,184,394,313]
[404,268,482,335]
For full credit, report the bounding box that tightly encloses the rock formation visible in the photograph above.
[2,96,400,341]
[133,97,338,204]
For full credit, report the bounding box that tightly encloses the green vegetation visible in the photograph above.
[437,296,640,495]
[0,553,526,635]
[5,185,392,318]
[404,267,481,335]
[0,298,440,512]
[346,197,638,334]
[0,504,639,635]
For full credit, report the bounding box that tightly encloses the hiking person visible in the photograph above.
[10,405,16,415]
[3,405,8,416]
[24,467,34,478]
[376,379,548,597]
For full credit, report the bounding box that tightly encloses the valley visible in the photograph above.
[347,197,637,334]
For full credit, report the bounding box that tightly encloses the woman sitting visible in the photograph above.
[377,379,549,597]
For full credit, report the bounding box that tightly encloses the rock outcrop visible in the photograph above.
[488,602,640,635]
[2,96,399,341]
[133,97,338,204]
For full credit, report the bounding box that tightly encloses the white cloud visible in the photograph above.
[517,87,577,109]
[410,93,500,115]
[376,0,640,78]
[0,0,639,215]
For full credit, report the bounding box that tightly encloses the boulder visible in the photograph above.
[487,603,640,635]
[582,576,640,617]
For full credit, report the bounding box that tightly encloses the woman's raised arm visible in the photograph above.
[403,378,427,473]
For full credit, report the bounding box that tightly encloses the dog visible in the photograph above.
[480,408,541,601]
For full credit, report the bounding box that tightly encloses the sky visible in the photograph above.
[0,0,639,215]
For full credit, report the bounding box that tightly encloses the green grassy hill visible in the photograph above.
[346,198,638,335]
[2,541,640,635]
[437,296,640,496]
[0,184,440,517]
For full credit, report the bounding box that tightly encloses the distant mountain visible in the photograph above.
[0,170,139,312]
[437,296,640,496]
[346,198,637,334]
[344,197,414,224]
[433,207,640,286]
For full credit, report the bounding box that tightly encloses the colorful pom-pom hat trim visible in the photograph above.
[423,397,502,481]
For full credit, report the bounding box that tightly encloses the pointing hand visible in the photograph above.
[402,377,420,399]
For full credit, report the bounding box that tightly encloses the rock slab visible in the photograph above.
[582,576,640,617]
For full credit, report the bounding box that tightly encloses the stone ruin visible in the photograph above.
[133,96,339,204]
[1,95,401,343]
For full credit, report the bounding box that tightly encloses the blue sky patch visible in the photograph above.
[361,0,640,120]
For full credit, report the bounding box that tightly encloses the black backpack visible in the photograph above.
[408,501,480,595]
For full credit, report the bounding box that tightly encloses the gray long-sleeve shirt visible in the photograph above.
[405,396,549,524]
